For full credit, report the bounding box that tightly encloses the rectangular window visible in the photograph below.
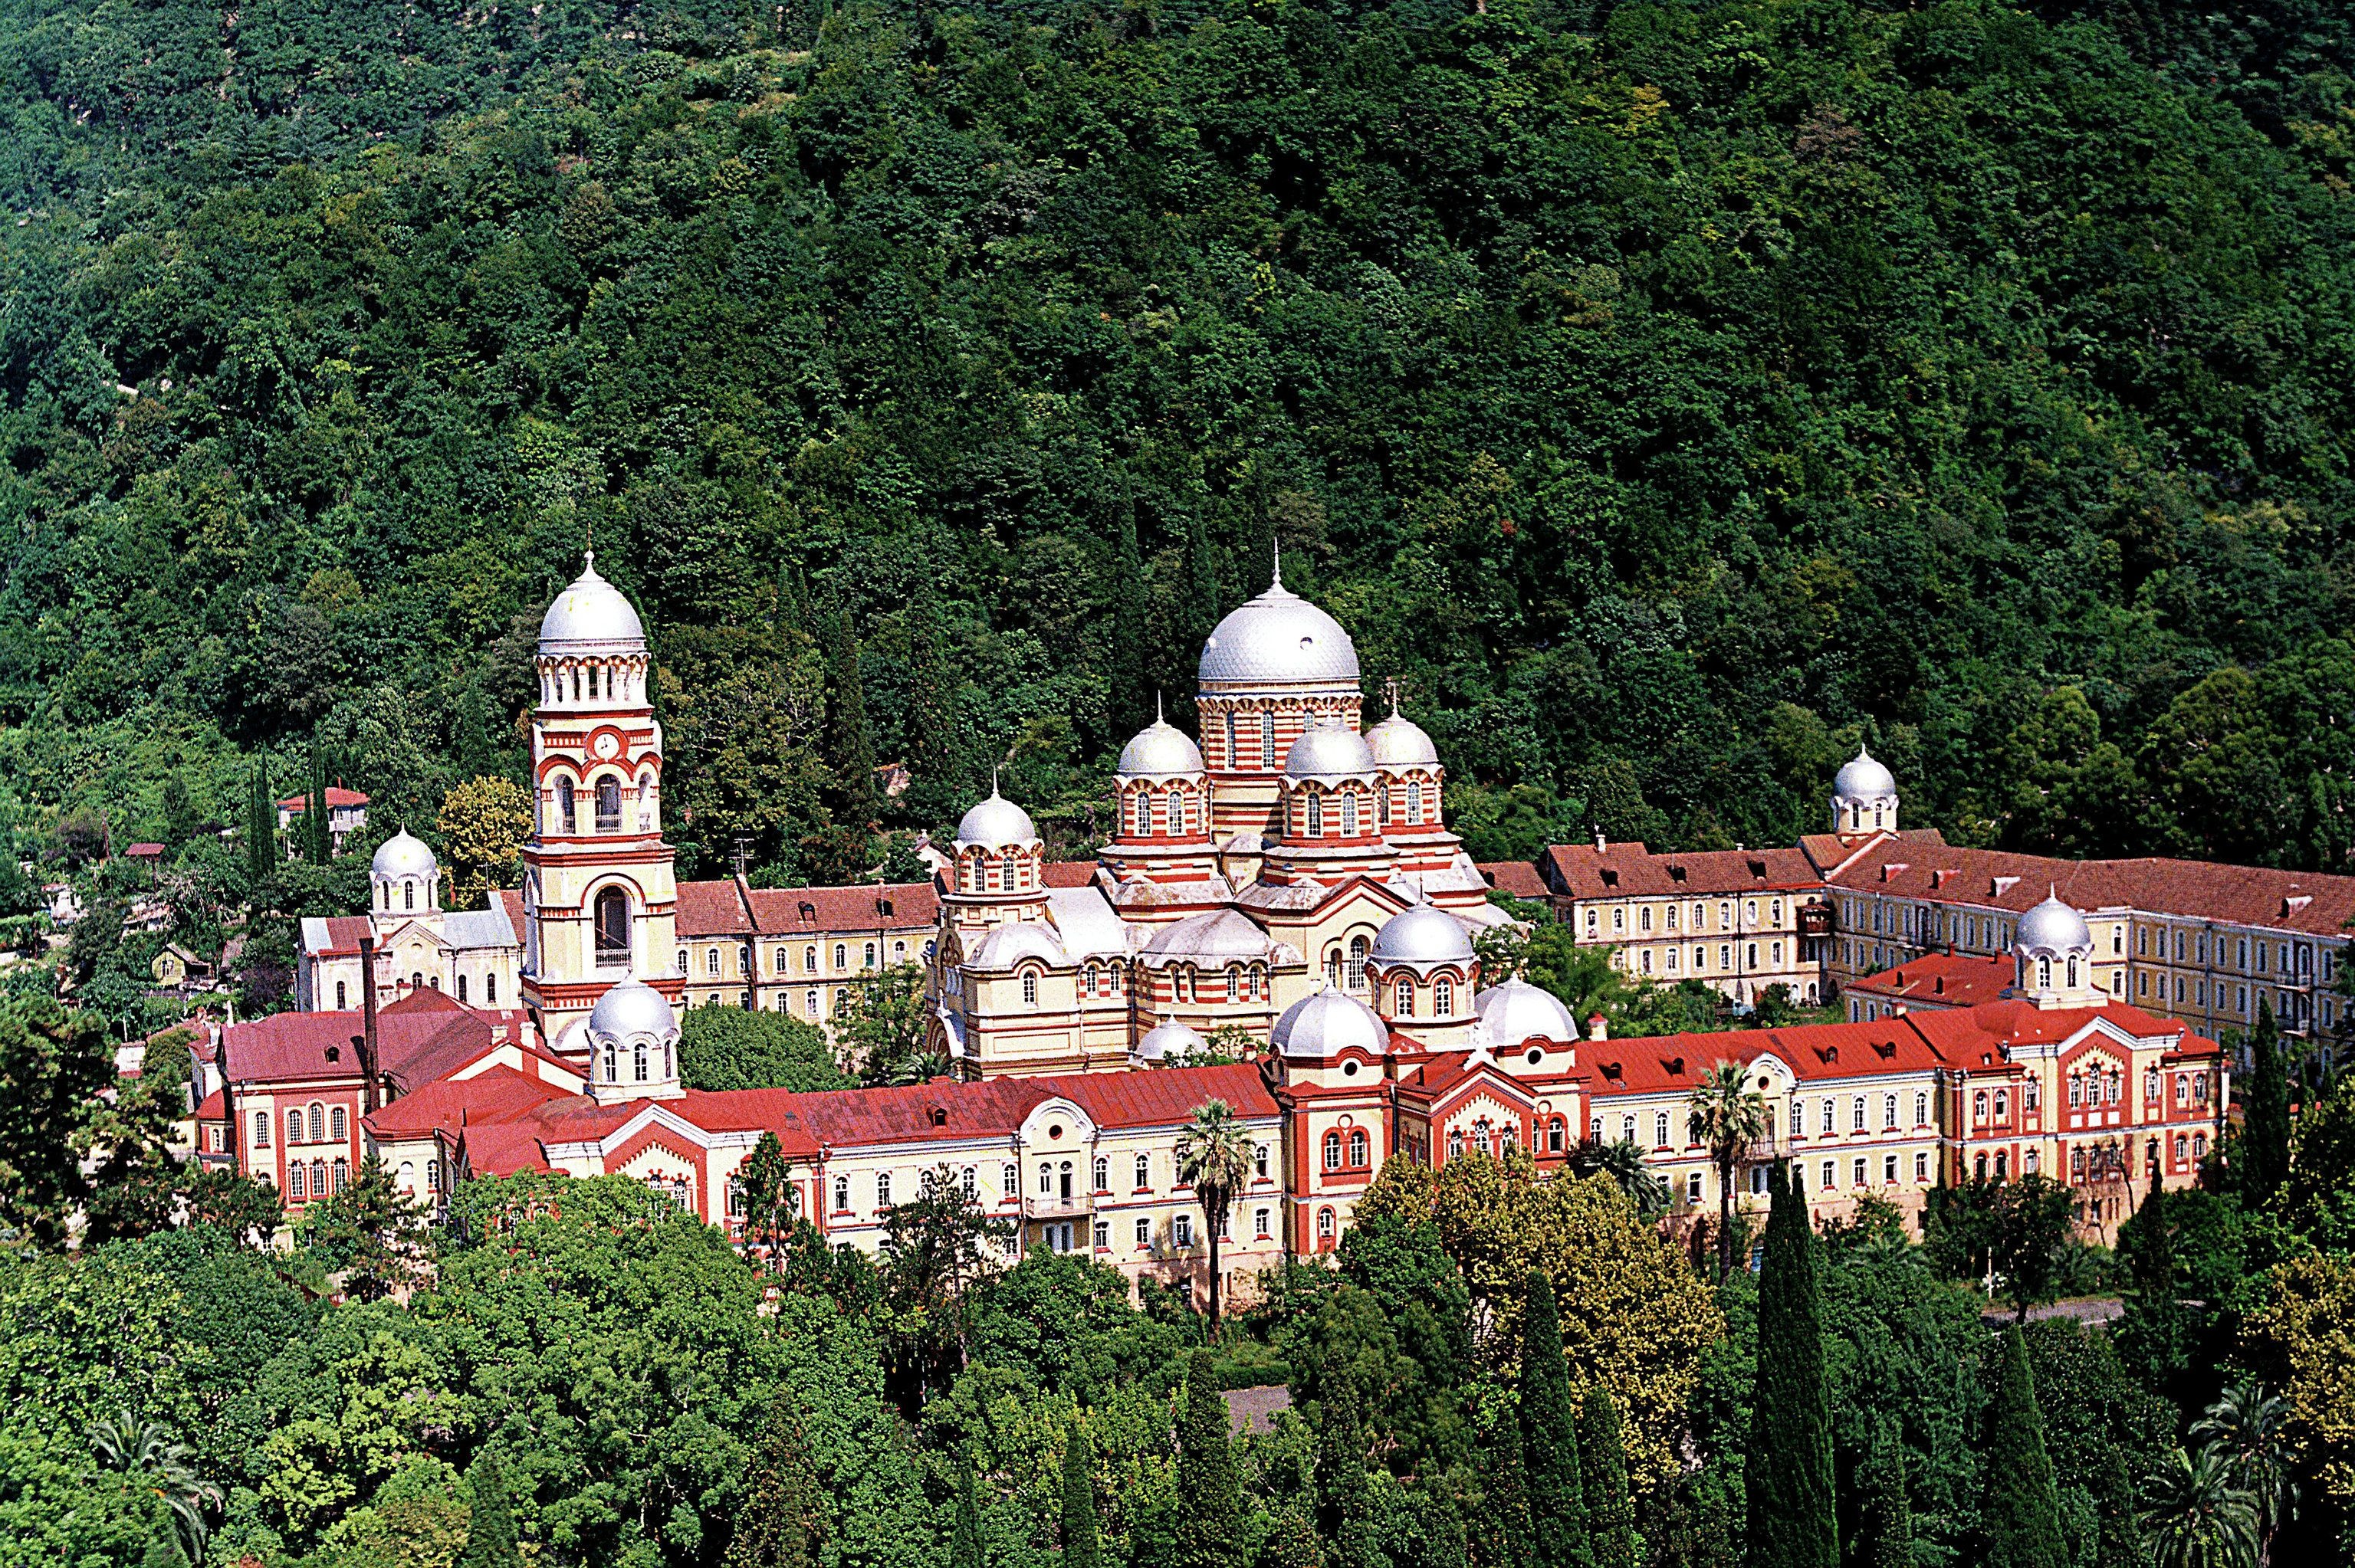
[1884,1154,1898,1184]
[1914,1152,1928,1182]
[1092,1221,1109,1251]
[1175,1215,1194,1248]
[1854,1157,1867,1188]
[1821,1160,1838,1190]
[1136,1218,1151,1248]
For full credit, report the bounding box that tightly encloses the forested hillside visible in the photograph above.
[4,0,2355,884]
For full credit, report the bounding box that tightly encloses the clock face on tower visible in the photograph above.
[593,733,619,760]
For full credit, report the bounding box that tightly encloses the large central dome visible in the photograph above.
[539,553,647,655]
[1197,570,1360,691]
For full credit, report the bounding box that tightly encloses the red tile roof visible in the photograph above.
[676,879,941,937]
[1541,841,1822,900]
[675,879,754,935]
[126,843,165,858]
[1478,861,1549,900]
[458,1120,555,1176]
[1850,952,2013,1009]
[365,1066,570,1139]
[1043,861,1099,889]
[278,787,370,811]
[307,915,376,958]
[221,990,492,1090]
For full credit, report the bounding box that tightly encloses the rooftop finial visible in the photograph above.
[991,765,1002,799]
[1384,676,1401,717]
[1156,691,1164,724]
[584,513,594,572]
[1271,536,1283,590]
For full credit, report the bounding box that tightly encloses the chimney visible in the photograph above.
[1587,1012,1608,1042]
[1594,828,1606,854]
[358,934,383,1116]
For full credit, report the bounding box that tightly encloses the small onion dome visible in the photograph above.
[1134,1018,1205,1064]
[1284,720,1378,782]
[1368,903,1476,971]
[1271,986,1389,1061]
[371,828,437,884]
[2015,892,2092,958]
[1832,746,1897,800]
[1141,907,1275,966]
[1473,978,1577,1045]
[969,922,1071,970]
[955,787,1038,850]
[1365,708,1440,769]
[588,976,678,1042]
[538,553,647,654]
[1118,715,1205,779]
[1198,575,1360,688]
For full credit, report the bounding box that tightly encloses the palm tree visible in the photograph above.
[89,1409,219,1564]
[2193,1381,2297,1565]
[1175,1098,1256,1335]
[1573,1136,1670,1218]
[1686,1059,1769,1280]
[2141,1446,2261,1568]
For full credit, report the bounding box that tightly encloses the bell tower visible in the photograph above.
[519,553,684,1055]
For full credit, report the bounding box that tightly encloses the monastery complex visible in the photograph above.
[186,556,2330,1301]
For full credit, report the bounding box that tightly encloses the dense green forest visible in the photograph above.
[4,0,2355,891]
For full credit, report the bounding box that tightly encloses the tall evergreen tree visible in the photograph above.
[1519,1269,1592,1568]
[1184,507,1221,655]
[904,585,960,825]
[1315,1374,1377,1568]
[825,605,879,827]
[305,744,330,865]
[1172,1350,1244,1568]
[2120,1185,2188,1391]
[1855,1415,1914,1568]
[1578,1386,1637,1568]
[1060,1419,1102,1568]
[2091,1438,2141,1568]
[726,1390,826,1568]
[2242,997,2291,1201]
[457,1448,521,1568]
[1110,504,1153,743]
[245,760,274,884]
[1483,1396,1538,1568]
[1746,1166,1838,1568]
[950,1448,983,1568]
[1980,1327,2068,1568]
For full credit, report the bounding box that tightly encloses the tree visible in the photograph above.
[844,963,940,1087]
[1982,1326,2068,1568]
[2118,1184,2190,1391]
[1686,1059,1768,1280]
[87,1409,218,1566]
[681,1005,850,1093]
[880,1164,1017,1393]
[728,1389,827,1568]
[0,993,112,1247]
[304,744,330,865]
[1315,1370,1377,1568]
[1060,1419,1102,1568]
[1110,504,1154,743]
[2139,1446,2259,1568]
[949,1448,983,1568]
[1578,1386,1637,1568]
[1746,1165,1837,1568]
[826,605,879,825]
[1854,1415,1915,1568]
[1519,1268,1592,1567]
[438,776,534,904]
[295,1155,427,1300]
[1174,1098,1256,1334]
[458,1448,521,1568]
[1922,1175,2075,1318]
[2241,998,2291,1203]
[2192,1382,2296,1565]
[1173,1350,1243,1568]
[1568,1136,1669,1218]
[736,1130,802,1270]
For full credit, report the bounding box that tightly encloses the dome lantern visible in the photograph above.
[538,553,648,657]
[1830,745,1899,835]
[587,977,684,1103]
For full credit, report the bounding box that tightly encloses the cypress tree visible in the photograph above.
[950,1448,984,1568]
[1315,1374,1376,1568]
[727,1390,826,1568]
[1110,504,1153,743]
[245,759,274,884]
[1746,1165,1838,1568]
[1855,1415,1914,1568]
[1980,1327,2068,1568]
[1485,1396,1538,1568]
[2091,1438,2140,1568]
[1578,1386,1637,1568]
[1519,1269,1592,1568]
[458,1448,521,1568]
[1172,1350,1243,1568]
[1184,507,1221,654]
[306,745,330,864]
[905,585,960,824]
[825,605,879,825]
[2242,997,2291,1201]
[2121,1185,2187,1391]
[1060,1419,1102,1568]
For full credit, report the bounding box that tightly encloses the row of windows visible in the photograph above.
[254,1103,347,1148]
[1066,1209,1276,1254]
[954,848,1040,894]
[679,938,911,979]
[332,971,497,1010]
[539,657,641,706]
[1849,896,2335,991]
[1627,940,1782,976]
[825,1147,1276,1214]
[2068,1134,2208,1179]
[1588,898,1783,937]
[549,773,658,837]
[2137,925,2327,979]
[286,1157,348,1199]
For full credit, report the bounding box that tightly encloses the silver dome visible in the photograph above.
[1474,978,1576,1045]
[1832,746,1897,800]
[371,828,438,884]
[1284,721,1377,782]
[2015,893,2092,957]
[1197,572,1360,691]
[538,554,647,654]
[1365,710,1440,769]
[588,977,679,1042]
[1118,716,1205,779]
[1368,904,1476,970]
[955,788,1038,850]
[969,922,1070,971]
[1135,1019,1205,1064]
[1271,986,1390,1060]
[1141,908,1275,966]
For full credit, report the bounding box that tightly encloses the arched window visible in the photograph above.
[1261,712,1276,769]
[456,974,468,1004]
[834,1176,849,1211]
[289,1163,306,1199]
[2036,955,2052,987]
[1323,1131,1343,1171]
[706,947,721,976]
[1348,937,1369,989]
[603,1039,616,1081]
[1083,964,1099,996]
[1135,1153,1150,1188]
[1655,1111,1670,1145]
[862,942,876,969]
[1394,977,1414,1016]
[1022,971,1039,1005]
[332,1159,349,1193]
[1092,1156,1108,1189]
[404,880,415,911]
[834,943,847,969]
[1995,1089,2010,1120]
[335,980,347,1009]
[1342,793,1358,836]
[1434,976,1453,1015]
[1884,1094,1898,1128]
[556,776,575,832]
[1306,793,1323,837]
[1317,1207,1335,1240]
[1852,1096,1866,1132]
[638,772,655,832]
[330,1107,347,1142]
[1002,848,1023,887]
[596,776,622,833]
[308,1104,325,1142]
[634,1041,649,1082]
[254,1110,270,1148]
[1973,1091,1989,1122]
[1225,967,1240,1002]
[595,887,630,965]
[1913,1091,1928,1124]
[1407,780,1422,821]
[287,1108,303,1144]
[2065,956,2079,988]
[1348,1130,1368,1166]
[1224,710,1237,765]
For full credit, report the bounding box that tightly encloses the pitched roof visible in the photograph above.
[221,987,492,1089]
[1821,843,2355,938]
[678,878,941,938]
[1540,841,1821,900]
[278,787,370,812]
[1043,861,1099,889]
[301,915,376,958]
[1478,861,1549,900]
[363,1065,570,1139]
[675,878,754,936]
[1849,951,2013,1009]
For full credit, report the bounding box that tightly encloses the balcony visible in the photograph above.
[1024,1190,1092,1220]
